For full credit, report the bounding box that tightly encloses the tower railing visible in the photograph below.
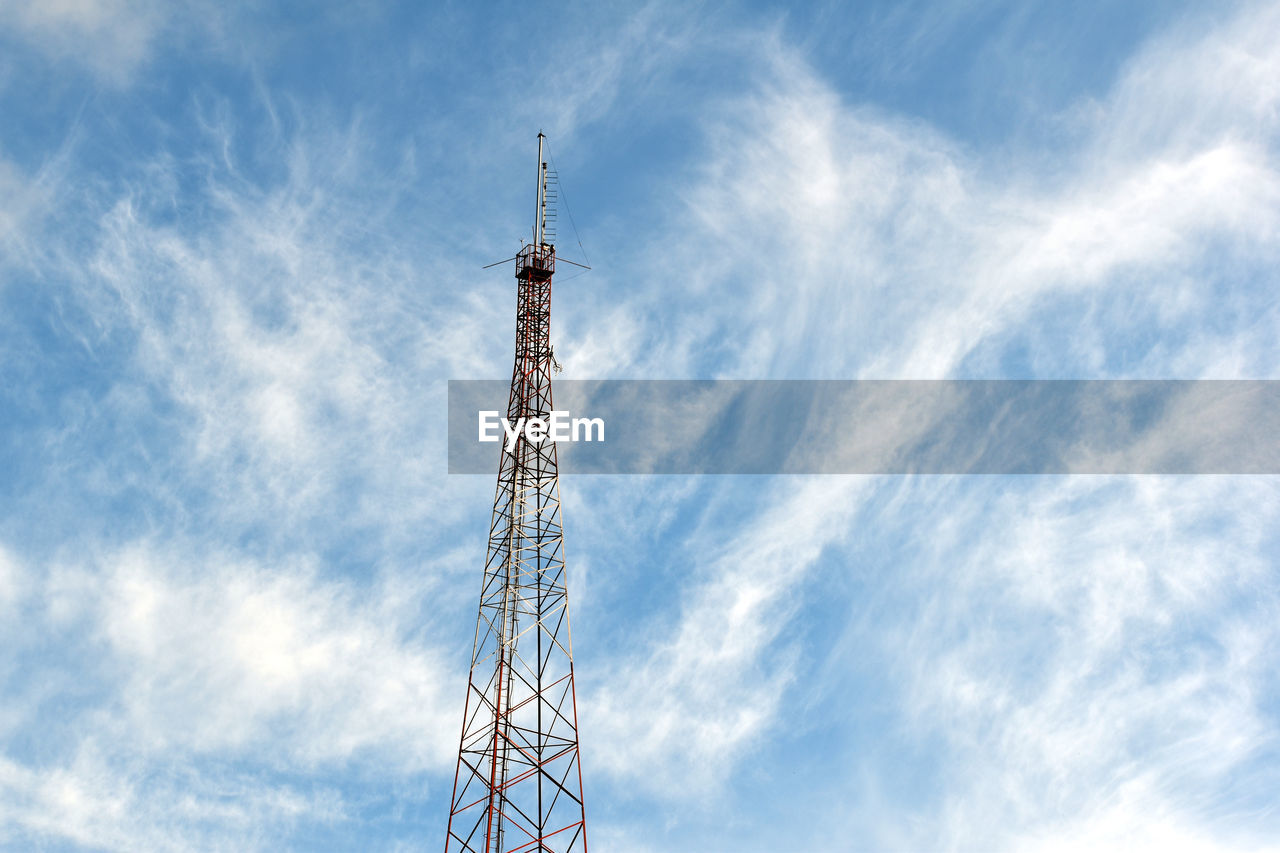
[516,244,555,282]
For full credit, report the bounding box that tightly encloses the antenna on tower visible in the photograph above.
[534,131,546,247]
[486,132,591,273]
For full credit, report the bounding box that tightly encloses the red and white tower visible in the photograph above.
[445,134,588,853]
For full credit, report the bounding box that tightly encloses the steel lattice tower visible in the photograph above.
[446,134,588,853]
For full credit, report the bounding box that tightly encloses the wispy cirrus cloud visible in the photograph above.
[28,110,503,553]
[2,74,492,851]
[585,477,872,794]
[870,476,1280,850]
[3,1,1279,850]
[658,7,1280,381]
[579,5,1280,848]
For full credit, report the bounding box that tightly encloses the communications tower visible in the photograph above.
[445,134,588,853]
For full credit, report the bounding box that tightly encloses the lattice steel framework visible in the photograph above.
[446,135,587,853]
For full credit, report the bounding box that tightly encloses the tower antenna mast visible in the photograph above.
[445,135,589,853]
[535,132,545,247]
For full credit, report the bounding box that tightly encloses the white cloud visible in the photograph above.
[93,544,457,766]
[0,744,346,852]
[0,0,167,84]
[878,476,1280,850]
[908,141,1280,378]
[0,538,457,850]
[0,545,21,613]
[0,87,506,848]
[585,477,868,795]
[1016,794,1277,853]
[74,122,491,543]
[1087,1,1280,163]
[655,3,1280,381]
[0,157,51,273]
[3,1,1278,850]
[514,3,704,142]
[579,6,1280,847]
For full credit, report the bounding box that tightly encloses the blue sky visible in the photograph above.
[2,1,1279,850]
